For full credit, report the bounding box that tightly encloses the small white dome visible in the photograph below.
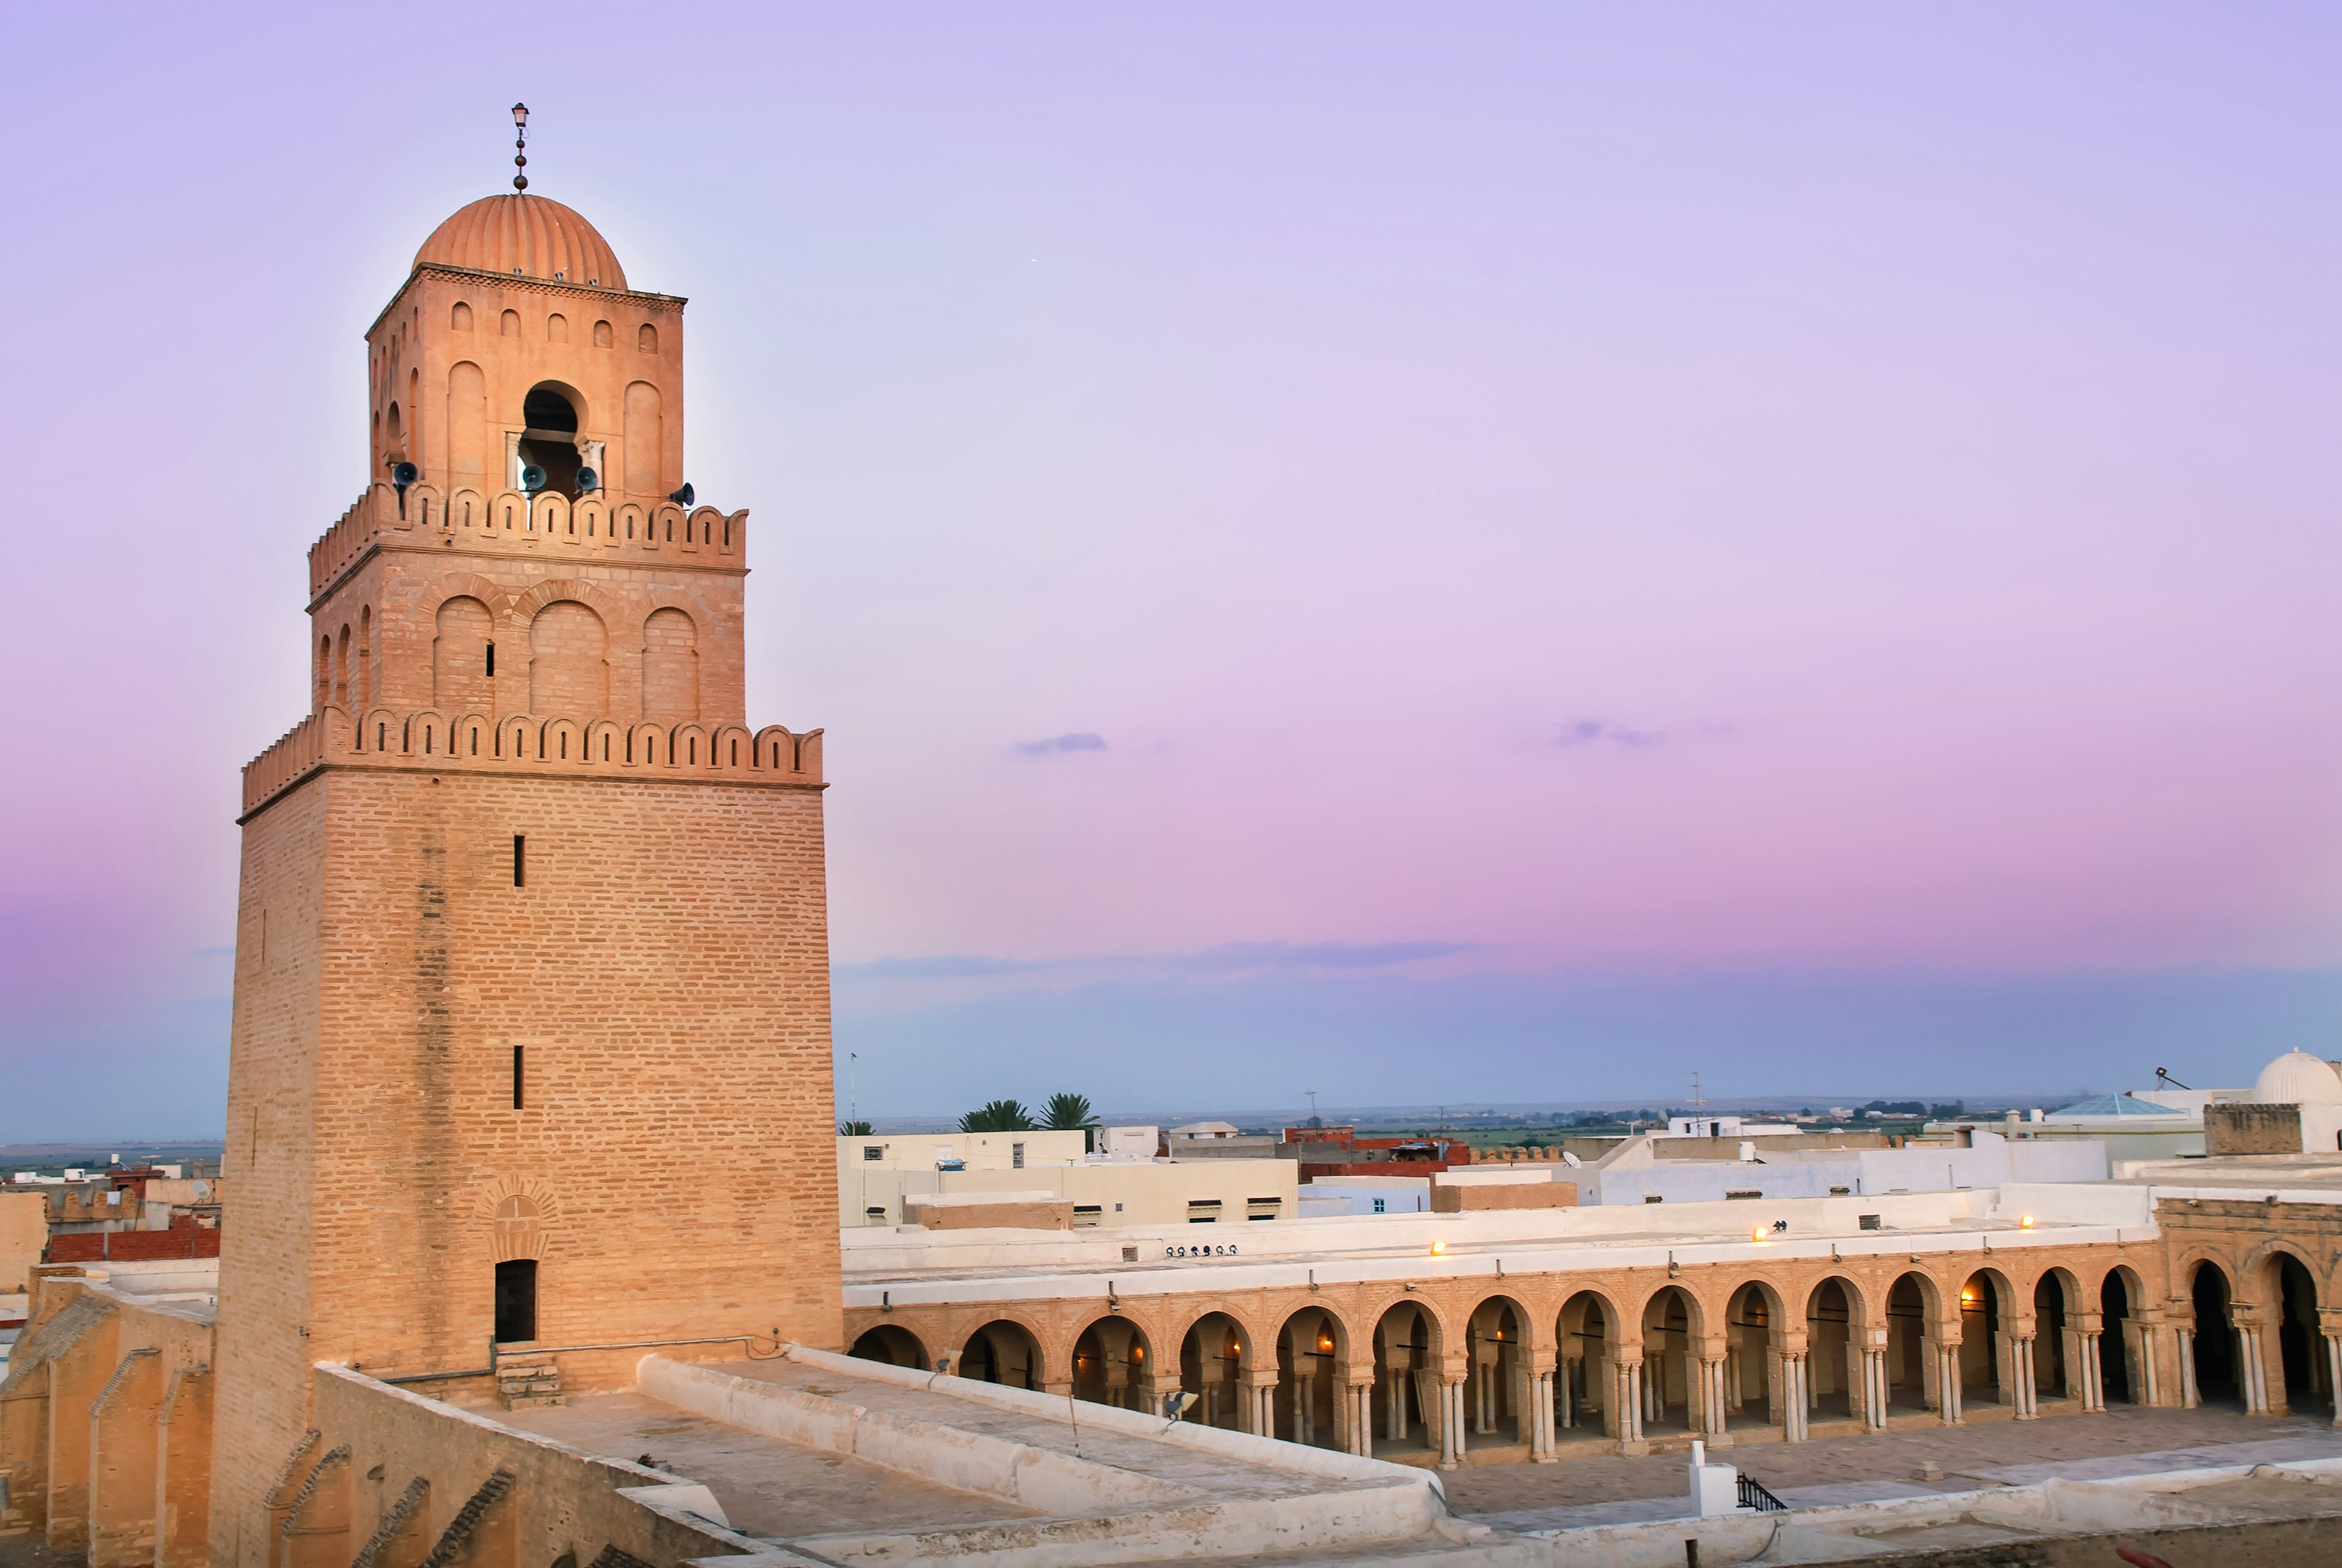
[2253,1050,2342,1106]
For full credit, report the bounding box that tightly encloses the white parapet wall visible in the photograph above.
[639,1346,1447,1568]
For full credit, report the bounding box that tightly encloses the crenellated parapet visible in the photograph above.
[306,479,749,604]
[240,704,821,820]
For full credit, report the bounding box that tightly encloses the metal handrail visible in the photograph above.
[1737,1473,1788,1513]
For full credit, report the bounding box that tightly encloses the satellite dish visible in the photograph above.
[1562,1150,1581,1168]
[667,482,695,507]
[520,465,548,493]
[575,465,600,493]
[389,460,418,492]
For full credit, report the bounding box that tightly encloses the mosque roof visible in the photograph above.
[2044,1093,2188,1120]
[414,193,627,291]
[2255,1049,2342,1107]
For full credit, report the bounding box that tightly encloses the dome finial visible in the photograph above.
[510,102,530,192]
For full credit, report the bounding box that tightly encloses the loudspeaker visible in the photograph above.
[667,482,695,507]
[575,466,600,493]
[389,460,418,492]
[520,465,548,493]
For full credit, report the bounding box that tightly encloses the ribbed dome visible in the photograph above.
[2254,1050,2342,1106]
[414,194,626,290]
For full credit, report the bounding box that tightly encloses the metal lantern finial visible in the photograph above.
[510,102,529,192]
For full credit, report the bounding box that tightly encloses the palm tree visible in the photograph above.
[1042,1093,1095,1130]
[1043,1093,1098,1153]
[959,1099,1034,1133]
[839,1119,873,1136]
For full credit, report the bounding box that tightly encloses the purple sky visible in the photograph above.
[4,7,2339,1136]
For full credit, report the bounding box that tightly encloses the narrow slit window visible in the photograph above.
[513,834,526,887]
[512,1045,525,1109]
[485,641,496,678]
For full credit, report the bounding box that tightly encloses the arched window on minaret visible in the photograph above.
[641,607,700,724]
[623,382,661,495]
[446,362,487,484]
[333,625,351,709]
[519,384,584,498]
[357,606,373,711]
[433,597,493,713]
[529,600,608,719]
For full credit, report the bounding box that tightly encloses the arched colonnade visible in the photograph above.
[843,1244,2342,1467]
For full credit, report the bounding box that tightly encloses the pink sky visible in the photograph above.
[2,6,2338,1131]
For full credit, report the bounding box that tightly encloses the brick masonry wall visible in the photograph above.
[211,779,326,1568]
[45,1225,219,1265]
[310,543,750,734]
[210,765,840,1567]
[2205,1104,2303,1156]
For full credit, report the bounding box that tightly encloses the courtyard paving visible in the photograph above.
[1443,1403,2342,1531]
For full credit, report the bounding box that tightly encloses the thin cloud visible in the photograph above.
[1552,718,1666,750]
[1011,732,1107,757]
[840,939,1480,982]
[1180,940,1480,972]
[842,954,1064,979]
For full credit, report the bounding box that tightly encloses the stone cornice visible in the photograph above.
[306,482,748,609]
[237,759,825,827]
[241,707,823,823]
[368,263,684,338]
[308,537,749,615]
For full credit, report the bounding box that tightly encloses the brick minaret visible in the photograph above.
[212,192,840,1564]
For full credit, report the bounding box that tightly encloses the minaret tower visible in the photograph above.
[212,140,840,1563]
